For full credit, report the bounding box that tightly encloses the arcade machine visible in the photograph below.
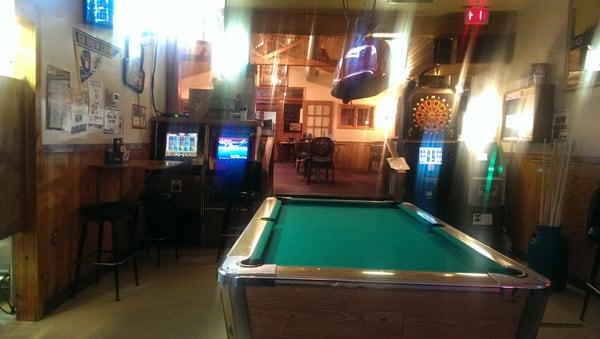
[150,117,262,244]
[402,75,460,220]
[458,142,509,252]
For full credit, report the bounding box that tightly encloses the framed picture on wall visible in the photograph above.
[260,65,288,86]
[123,37,145,93]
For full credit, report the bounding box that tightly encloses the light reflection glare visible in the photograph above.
[455,272,488,277]
[362,271,395,276]
[461,81,502,154]
[373,13,413,137]
[0,0,17,77]
[213,23,250,80]
[584,45,600,72]
[114,0,225,44]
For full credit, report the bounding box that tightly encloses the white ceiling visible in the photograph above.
[227,0,533,15]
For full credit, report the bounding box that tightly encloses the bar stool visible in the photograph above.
[72,201,139,301]
[135,191,179,269]
[216,161,263,262]
[581,185,600,320]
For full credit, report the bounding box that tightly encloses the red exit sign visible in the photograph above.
[465,6,489,25]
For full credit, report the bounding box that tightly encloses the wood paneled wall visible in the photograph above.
[15,146,148,320]
[333,142,374,170]
[505,153,600,283]
[276,141,378,170]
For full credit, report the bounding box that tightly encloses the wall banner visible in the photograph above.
[73,27,121,83]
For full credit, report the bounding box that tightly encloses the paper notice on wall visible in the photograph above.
[552,110,568,142]
[46,65,71,131]
[104,106,123,134]
[88,79,104,129]
[73,28,121,83]
[131,103,146,129]
[70,91,89,135]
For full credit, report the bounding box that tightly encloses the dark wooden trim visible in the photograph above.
[42,143,147,154]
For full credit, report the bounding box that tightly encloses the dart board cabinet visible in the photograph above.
[404,87,458,141]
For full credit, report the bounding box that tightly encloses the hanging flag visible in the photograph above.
[72,27,121,83]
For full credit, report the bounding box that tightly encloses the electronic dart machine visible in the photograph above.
[402,76,460,219]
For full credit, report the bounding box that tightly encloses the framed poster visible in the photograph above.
[104,106,123,134]
[260,64,288,86]
[46,65,71,131]
[123,37,145,93]
[131,103,146,129]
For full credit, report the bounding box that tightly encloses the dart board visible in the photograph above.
[412,95,452,134]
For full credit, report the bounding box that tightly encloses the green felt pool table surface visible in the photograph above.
[258,198,508,274]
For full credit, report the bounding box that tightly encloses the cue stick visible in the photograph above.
[539,139,546,225]
[555,141,572,226]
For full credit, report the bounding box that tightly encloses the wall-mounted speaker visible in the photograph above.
[434,36,453,65]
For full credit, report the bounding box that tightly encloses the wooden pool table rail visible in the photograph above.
[218,196,551,339]
[220,197,550,290]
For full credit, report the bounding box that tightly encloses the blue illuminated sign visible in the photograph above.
[84,0,114,28]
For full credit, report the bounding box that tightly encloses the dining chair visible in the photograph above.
[294,139,312,176]
[307,137,335,184]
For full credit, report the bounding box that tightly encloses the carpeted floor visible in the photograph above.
[0,247,599,338]
[273,162,386,198]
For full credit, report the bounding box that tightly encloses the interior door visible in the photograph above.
[303,101,333,138]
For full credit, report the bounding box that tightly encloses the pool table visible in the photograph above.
[218,197,550,339]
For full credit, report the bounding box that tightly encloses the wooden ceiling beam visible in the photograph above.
[262,37,308,60]
[228,8,517,36]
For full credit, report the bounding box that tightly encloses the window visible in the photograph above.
[338,105,374,129]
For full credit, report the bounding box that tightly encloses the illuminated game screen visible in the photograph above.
[419,146,443,165]
[217,137,249,160]
[165,133,198,158]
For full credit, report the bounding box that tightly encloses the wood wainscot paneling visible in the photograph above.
[333,141,372,169]
[505,153,600,283]
[16,143,149,320]
[39,147,149,314]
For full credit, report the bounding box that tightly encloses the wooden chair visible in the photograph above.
[307,137,335,184]
[294,139,312,176]
[368,141,384,172]
[581,185,600,320]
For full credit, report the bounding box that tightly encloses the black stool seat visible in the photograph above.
[73,201,139,301]
[81,201,132,220]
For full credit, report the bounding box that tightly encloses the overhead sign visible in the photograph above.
[465,6,489,25]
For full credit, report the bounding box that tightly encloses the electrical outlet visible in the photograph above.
[51,230,59,244]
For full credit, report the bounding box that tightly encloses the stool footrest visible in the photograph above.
[76,251,141,266]
[585,282,600,296]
